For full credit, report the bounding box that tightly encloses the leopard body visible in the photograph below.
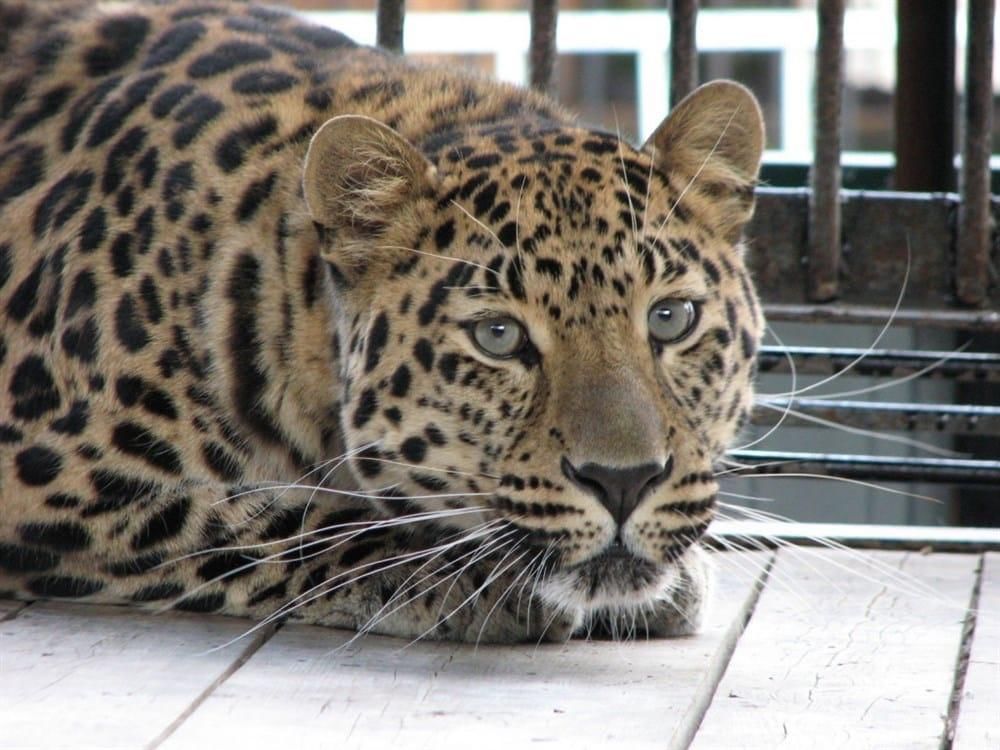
[0,0,764,641]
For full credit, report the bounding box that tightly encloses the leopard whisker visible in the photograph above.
[758,342,971,402]
[752,400,964,458]
[714,457,800,477]
[358,454,501,480]
[450,199,506,255]
[762,238,911,401]
[214,482,494,503]
[339,522,515,648]
[159,506,492,571]
[405,541,529,648]
[428,527,523,626]
[732,322,798,451]
[475,548,544,648]
[612,111,641,251]
[348,529,522,647]
[374,243,500,276]
[207,535,496,654]
[713,504,957,605]
[260,522,511,632]
[721,471,942,504]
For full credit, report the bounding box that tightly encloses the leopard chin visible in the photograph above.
[537,542,710,628]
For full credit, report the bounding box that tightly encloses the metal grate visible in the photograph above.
[369,0,998,513]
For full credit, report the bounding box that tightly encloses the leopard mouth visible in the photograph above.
[570,542,663,601]
[531,539,676,615]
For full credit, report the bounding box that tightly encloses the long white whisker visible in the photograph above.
[723,471,942,504]
[375,243,499,276]
[763,239,912,400]
[751,400,964,458]
[733,322,798,451]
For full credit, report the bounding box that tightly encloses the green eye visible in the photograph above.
[472,317,526,358]
[648,299,698,344]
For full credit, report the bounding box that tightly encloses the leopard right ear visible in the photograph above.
[303,115,438,243]
[643,81,764,241]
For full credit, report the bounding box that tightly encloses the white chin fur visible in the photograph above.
[536,562,681,614]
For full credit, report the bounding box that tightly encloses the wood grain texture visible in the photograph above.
[0,602,272,749]
[689,549,978,749]
[952,552,999,748]
[158,552,771,750]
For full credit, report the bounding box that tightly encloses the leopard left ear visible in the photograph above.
[643,81,764,241]
[303,115,438,242]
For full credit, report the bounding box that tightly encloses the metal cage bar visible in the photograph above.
[529,0,559,94]
[669,0,698,107]
[376,0,405,53]
[894,1,956,192]
[955,0,996,306]
[807,0,845,303]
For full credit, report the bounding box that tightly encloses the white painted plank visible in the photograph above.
[159,552,771,750]
[953,552,1000,749]
[0,602,272,749]
[689,549,978,749]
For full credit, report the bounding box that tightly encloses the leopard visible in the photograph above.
[0,0,765,643]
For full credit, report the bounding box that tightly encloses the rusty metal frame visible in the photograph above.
[748,189,1000,311]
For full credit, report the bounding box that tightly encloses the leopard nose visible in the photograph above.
[561,456,674,526]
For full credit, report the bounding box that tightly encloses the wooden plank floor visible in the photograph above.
[0,549,993,749]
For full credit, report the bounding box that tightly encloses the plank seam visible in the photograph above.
[0,600,31,622]
[667,550,778,750]
[145,620,281,749]
[939,552,984,750]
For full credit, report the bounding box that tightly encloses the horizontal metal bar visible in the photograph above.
[762,304,1000,331]
[757,345,1000,382]
[726,449,1000,485]
[752,397,1000,435]
[747,189,1000,309]
[709,521,1000,552]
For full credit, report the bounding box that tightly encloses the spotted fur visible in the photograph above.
[0,0,765,642]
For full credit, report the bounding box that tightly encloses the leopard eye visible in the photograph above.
[648,299,698,344]
[472,317,526,358]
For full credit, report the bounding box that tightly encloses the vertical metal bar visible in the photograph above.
[894,0,956,191]
[669,0,699,108]
[376,0,405,54]
[955,0,995,307]
[807,0,845,303]
[529,0,558,94]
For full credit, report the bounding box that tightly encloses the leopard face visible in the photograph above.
[304,85,764,625]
